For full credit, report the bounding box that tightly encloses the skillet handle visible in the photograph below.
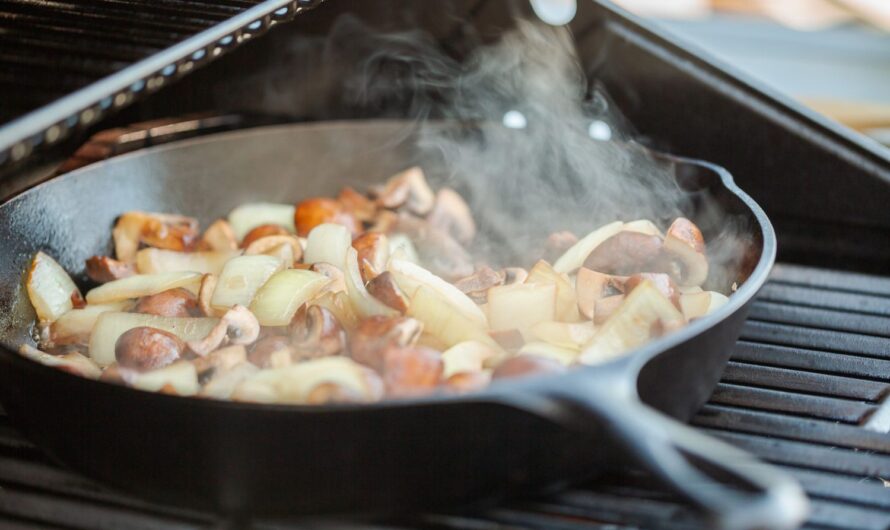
[537,376,809,530]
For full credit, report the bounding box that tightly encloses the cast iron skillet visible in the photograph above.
[0,121,807,529]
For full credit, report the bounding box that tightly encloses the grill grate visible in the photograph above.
[0,263,888,530]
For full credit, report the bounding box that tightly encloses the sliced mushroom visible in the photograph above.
[542,231,578,262]
[309,262,347,294]
[241,224,290,248]
[187,305,260,357]
[293,197,361,237]
[366,271,410,313]
[395,214,474,281]
[200,219,238,251]
[662,218,708,287]
[306,367,385,405]
[113,212,199,262]
[492,354,566,380]
[453,266,505,303]
[352,232,389,282]
[200,362,259,400]
[244,234,303,266]
[289,305,347,360]
[19,344,102,379]
[583,231,664,276]
[193,345,247,378]
[488,328,525,352]
[248,335,293,368]
[133,287,200,318]
[85,255,134,283]
[443,371,491,394]
[370,210,399,233]
[348,315,423,371]
[427,187,476,245]
[575,268,626,320]
[376,167,435,216]
[593,294,626,325]
[382,345,443,398]
[114,326,184,372]
[503,267,528,286]
[625,273,680,309]
[197,273,217,317]
[337,186,377,222]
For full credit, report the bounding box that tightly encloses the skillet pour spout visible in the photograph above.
[0,120,805,527]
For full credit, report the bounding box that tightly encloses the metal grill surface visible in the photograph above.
[0,263,887,529]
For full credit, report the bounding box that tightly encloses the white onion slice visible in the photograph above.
[518,341,579,365]
[50,301,133,343]
[526,260,582,322]
[530,320,595,350]
[679,291,729,320]
[249,269,331,326]
[26,251,82,323]
[232,357,379,404]
[487,283,556,336]
[19,345,102,379]
[136,248,238,276]
[388,258,487,326]
[407,287,499,351]
[210,255,283,310]
[89,312,219,366]
[228,202,296,240]
[553,221,624,274]
[131,361,199,395]
[303,223,352,270]
[85,271,202,305]
[200,362,259,400]
[344,247,398,319]
[441,341,498,378]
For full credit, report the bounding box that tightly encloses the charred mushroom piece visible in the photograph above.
[625,273,680,309]
[453,266,505,303]
[289,305,347,360]
[187,305,260,357]
[337,186,377,222]
[309,262,347,294]
[352,232,389,282]
[662,218,709,287]
[115,326,184,372]
[583,231,664,276]
[133,287,200,318]
[294,198,361,237]
[113,212,199,261]
[241,224,290,248]
[348,315,424,371]
[366,271,410,313]
[197,273,217,317]
[492,354,566,380]
[382,345,443,398]
[85,256,134,283]
[427,188,476,245]
[376,167,435,216]
[244,234,303,266]
[200,219,238,251]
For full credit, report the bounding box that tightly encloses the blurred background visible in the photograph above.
[612,0,890,148]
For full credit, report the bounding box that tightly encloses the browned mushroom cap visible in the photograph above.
[200,219,238,251]
[247,335,293,368]
[241,224,290,248]
[376,167,435,216]
[444,371,491,394]
[289,305,347,360]
[583,231,664,276]
[492,354,566,380]
[294,197,361,237]
[575,268,626,320]
[85,255,134,283]
[352,232,389,282]
[348,315,424,371]
[382,345,443,398]
[133,287,200,318]
[197,273,217,317]
[625,273,680,309]
[113,212,200,261]
[366,271,410,313]
[244,235,303,266]
[662,218,709,287]
[115,326,184,372]
[426,188,476,245]
[309,262,347,294]
[187,305,260,356]
[337,186,377,222]
[453,266,505,303]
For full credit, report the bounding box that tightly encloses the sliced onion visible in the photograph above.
[553,221,624,274]
[312,290,360,332]
[518,341,579,365]
[388,234,420,264]
[623,219,663,237]
[526,260,581,322]
[232,357,380,404]
[85,271,202,305]
[50,301,133,344]
[580,280,685,365]
[228,202,296,241]
[249,269,331,326]
[89,312,219,366]
[530,321,595,350]
[441,341,498,378]
[19,345,101,379]
[407,287,500,351]
[679,291,729,320]
[303,223,352,270]
[344,247,398,319]
[200,362,259,400]
[388,258,486,326]
[26,251,82,323]
[487,283,556,337]
[210,255,283,311]
[131,360,199,395]
[136,248,238,276]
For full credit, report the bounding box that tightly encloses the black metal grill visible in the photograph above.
[1,263,887,530]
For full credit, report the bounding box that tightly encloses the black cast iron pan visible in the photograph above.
[0,120,807,529]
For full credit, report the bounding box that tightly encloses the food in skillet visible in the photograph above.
[21,167,728,404]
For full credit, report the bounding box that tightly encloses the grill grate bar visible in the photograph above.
[756,283,890,317]
[769,264,890,297]
[720,362,889,400]
[748,300,890,338]
[788,469,890,510]
[731,341,890,382]
[740,321,890,360]
[708,383,875,423]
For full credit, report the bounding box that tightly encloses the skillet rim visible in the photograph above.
[0,120,777,412]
